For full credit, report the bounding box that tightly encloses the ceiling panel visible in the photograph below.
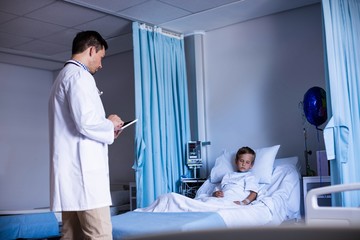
[0,51,64,70]
[0,32,32,48]
[0,0,321,71]
[159,0,241,13]
[75,15,132,38]
[119,0,191,25]
[15,40,69,56]
[0,17,65,38]
[70,0,148,12]
[41,28,81,47]
[160,1,250,33]
[0,0,56,16]
[0,11,17,24]
[25,1,105,27]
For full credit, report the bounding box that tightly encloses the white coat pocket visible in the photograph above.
[78,139,107,172]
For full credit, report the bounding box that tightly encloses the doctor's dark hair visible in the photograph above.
[235,146,256,165]
[72,31,108,54]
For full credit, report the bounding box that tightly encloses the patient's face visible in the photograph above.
[235,153,254,172]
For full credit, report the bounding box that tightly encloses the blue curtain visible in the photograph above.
[322,0,360,207]
[132,22,191,208]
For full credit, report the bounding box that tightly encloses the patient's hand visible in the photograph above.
[212,191,224,198]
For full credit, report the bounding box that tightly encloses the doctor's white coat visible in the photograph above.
[48,62,114,211]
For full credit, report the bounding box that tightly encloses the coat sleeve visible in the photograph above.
[67,70,114,145]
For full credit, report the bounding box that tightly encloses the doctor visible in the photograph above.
[48,31,123,239]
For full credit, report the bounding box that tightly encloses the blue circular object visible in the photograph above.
[303,87,327,126]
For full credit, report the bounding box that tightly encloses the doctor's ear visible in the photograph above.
[89,46,94,56]
[89,46,99,57]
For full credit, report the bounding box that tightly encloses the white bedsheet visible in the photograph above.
[263,164,301,224]
[135,164,300,227]
[135,192,272,227]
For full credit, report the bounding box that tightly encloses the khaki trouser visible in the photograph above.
[61,206,112,240]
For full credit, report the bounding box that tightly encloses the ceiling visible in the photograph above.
[0,0,320,71]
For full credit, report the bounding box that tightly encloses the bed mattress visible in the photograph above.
[112,211,226,240]
[0,212,60,239]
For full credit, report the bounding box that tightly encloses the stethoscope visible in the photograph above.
[64,60,103,96]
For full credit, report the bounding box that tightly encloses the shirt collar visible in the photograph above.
[65,59,90,72]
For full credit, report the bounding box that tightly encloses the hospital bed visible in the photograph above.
[0,210,60,240]
[112,146,302,240]
[0,184,130,240]
[122,181,360,240]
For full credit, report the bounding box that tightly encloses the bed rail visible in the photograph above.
[305,182,360,226]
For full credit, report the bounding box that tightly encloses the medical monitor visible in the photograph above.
[187,141,202,167]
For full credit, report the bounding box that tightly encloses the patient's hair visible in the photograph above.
[235,146,256,165]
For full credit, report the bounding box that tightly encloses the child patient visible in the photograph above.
[212,146,258,205]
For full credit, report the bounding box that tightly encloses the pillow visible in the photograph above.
[210,145,280,184]
[251,145,280,184]
[273,156,300,170]
[210,150,235,183]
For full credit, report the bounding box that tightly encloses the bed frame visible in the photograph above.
[305,182,360,226]
[120,226,360,240]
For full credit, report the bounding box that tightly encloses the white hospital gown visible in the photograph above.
[219,171,259,202]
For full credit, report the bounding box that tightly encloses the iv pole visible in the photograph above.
[304,127,316,176]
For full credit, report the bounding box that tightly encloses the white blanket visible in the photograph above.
[135,192,272,227]
[135,164,300,227]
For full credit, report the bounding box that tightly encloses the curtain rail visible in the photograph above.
[139,23,183,39]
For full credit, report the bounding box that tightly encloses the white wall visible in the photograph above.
[0,63,53,210]
[201,4,326,176]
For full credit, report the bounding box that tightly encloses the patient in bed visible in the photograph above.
[136,146,263,213]
[133,145,301,227]
[135,146,274,226]
[212,146,258,205]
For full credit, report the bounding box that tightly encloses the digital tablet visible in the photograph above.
[121,119,138,130]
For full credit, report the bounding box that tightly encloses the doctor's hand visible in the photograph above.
[114,129,122,139]
[108,114,124,139]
